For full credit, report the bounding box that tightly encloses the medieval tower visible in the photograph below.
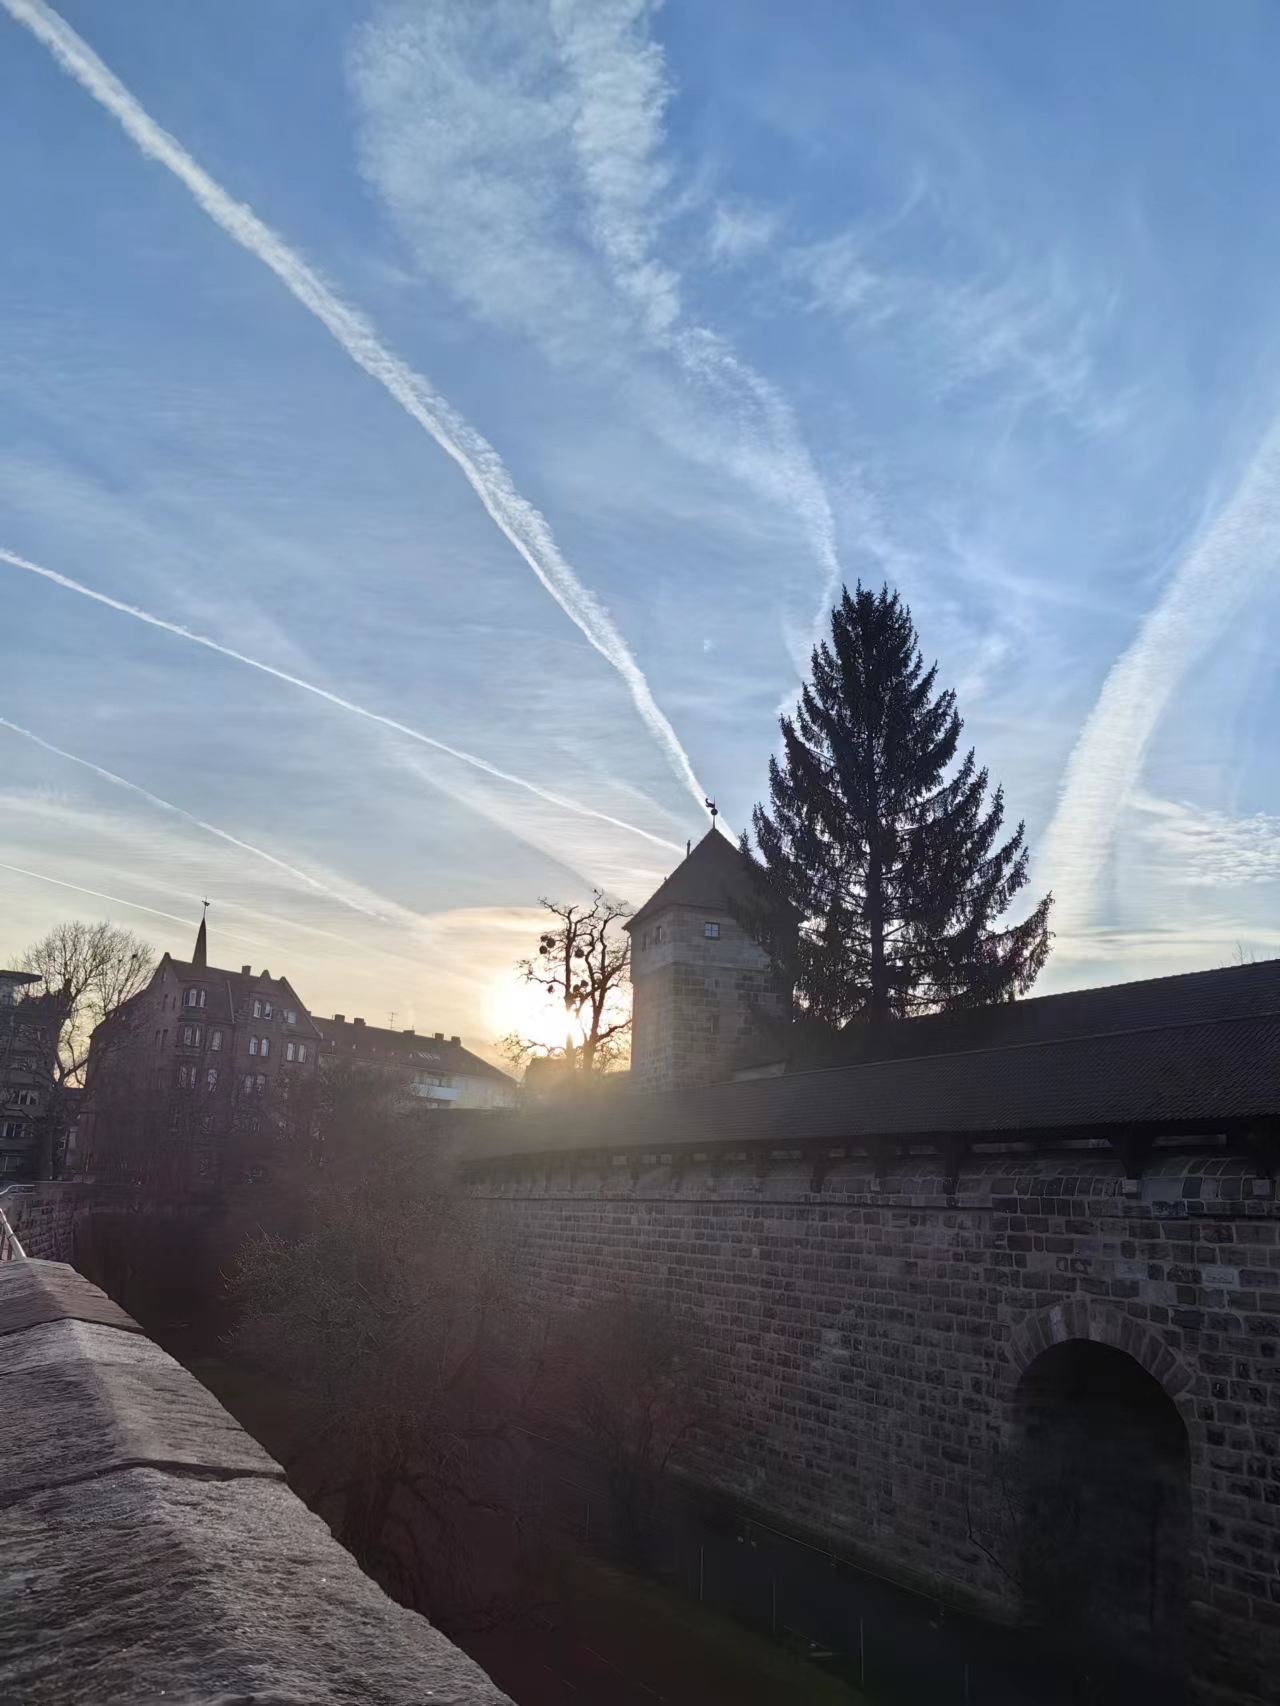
[626,827,783,1092]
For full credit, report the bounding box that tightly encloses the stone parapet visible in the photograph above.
[0,1259,512,1706]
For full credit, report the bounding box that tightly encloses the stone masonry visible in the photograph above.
[471,1147,1280,1706]
[629,905,778,1092]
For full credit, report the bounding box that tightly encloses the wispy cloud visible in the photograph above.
[0,544,681,855]
[0,858,198,930]
[0,715,387,920]
[549,0,847,627]
[0,0,706,814]
[1135,794,1280,888]
[354,0,850,651]
[1037,421,1280,939]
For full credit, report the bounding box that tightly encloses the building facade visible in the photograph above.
[0,969,64,1182]
[626,828,784,1092]
[316,1014,517,1110]
[82,919,322,1186]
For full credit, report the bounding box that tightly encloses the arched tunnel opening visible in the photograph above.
[1016,1338,1190,1677]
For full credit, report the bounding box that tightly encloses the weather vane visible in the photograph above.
[705,797,718,824]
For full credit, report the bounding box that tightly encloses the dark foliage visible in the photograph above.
[745,583,1052,1028]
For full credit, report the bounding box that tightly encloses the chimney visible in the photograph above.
[404,1028,415,1036]
[449,1035,460,1045]
[241,965,251,976]
[261,970,270,980]
[353,1017,365,1027]
[334,1014,345,1023]
[433,1031,444,1041]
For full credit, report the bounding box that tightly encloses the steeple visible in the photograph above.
[192,900,209,970]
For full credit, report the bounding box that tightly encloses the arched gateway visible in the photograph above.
[1015,1339,1190,1672]
[1003,1301,1195,1676]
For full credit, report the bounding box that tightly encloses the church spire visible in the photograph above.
[192,900,209,970]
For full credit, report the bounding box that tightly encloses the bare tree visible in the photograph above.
[21,920,154,1087]
[501,891,632,1076]
[226,1076,548,1627]
[15,920,153,1176]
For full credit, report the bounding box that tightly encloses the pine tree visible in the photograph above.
[745,583,1052,1029]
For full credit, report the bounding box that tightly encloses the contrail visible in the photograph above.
[1038,421,1280,939]
[0,0,707,815]
[549,0,846,653]
[0,546,681,855]
[0,859,216,931]
[0,715,384,920]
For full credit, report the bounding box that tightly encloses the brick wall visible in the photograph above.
[1,1182,87,1261]
[472,1149,1280,1705]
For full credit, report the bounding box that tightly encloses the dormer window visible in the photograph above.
[703,921,721,939]
[185,988,206,1009]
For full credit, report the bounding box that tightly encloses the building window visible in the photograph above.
[284,1008,297,1026]
[210,1030,223,1052]
[243,1074,255,1095]
[177,1064,196,1089]
[285,1041,296,1062]
[181,1024,201,1047]
[1,1120,24,1140]
[255,1074,266,1095]
[703,920,721,939]
[297,1044,307,1064]
[263,1001,273,1020]
[11,1090,38,1108]
[248,1036,259,1056]
[259,1036,270,1059]
[252,998,262,1019]
[206,1067,219,1092]
[185,987,206,1009]
[654,924,664,943]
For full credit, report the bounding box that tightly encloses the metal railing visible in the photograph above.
[0,1189,28,1260]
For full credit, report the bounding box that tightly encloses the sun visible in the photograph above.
[486,973,577,1058]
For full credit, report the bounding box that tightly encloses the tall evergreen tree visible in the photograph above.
[745,584,1051,1028]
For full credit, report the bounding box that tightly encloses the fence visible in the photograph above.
[518,1441,1185,1706]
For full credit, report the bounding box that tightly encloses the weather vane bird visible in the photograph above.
[705,798,718,824]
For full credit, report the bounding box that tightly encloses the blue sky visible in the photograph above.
[2,0,1279,1055]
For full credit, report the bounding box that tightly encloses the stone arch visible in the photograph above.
[1004,1297,1198,1420]
[1006,1305,1194,1681]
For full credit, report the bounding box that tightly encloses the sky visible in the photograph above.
[2,0,1280,1060]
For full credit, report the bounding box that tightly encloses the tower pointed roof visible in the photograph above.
[192,904,208,970]
[627,827,759,930]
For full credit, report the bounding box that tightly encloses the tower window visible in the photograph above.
[654,924,663,943]
[703,921,721,939]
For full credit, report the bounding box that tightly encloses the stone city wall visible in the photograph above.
[471,1147,1280,1705]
